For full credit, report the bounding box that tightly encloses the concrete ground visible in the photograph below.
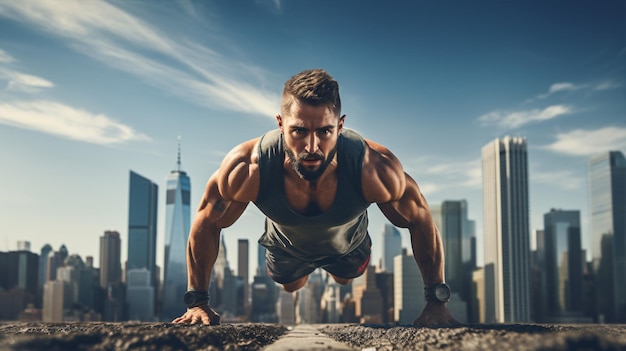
[1,322,625,351]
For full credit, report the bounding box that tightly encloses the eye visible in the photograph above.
[291,128,307,137]
[317,128,333,138]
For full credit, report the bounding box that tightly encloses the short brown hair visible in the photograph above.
[281,69,341,117]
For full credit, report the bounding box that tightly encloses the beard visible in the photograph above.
[285,147,337,181]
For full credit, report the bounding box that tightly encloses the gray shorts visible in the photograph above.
[263,234,372,284]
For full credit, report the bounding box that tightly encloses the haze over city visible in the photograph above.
[0,0,624,277]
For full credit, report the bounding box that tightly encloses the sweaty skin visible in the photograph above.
[173,101,459,326]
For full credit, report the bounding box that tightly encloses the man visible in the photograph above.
[173,69,458,326]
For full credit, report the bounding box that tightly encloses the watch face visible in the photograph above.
[435,284,450,301]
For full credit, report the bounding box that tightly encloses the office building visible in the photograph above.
[46,245,68,282]
[238,239,249,316]
[321,281,341,323]
[42,280,72,322]
[482,136,531,322]
[126,268,155,321]
[99,231,122,288]
[127,170,158,282]
[589,150,626,322]
[162,142,191,322]
[440,200,474,300]
[394,248,425,324]
[352,265,383,323]
[382,224,402,273]
[277,290,296,324]
[542,209,584,321]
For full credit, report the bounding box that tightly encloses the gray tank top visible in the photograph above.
[254,128,370,260]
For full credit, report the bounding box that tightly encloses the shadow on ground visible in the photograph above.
[0,322,287,351]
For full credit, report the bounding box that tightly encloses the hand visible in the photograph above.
[172,304,221,325]
[413,302,462,327]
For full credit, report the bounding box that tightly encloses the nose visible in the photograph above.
[305,133,319,153]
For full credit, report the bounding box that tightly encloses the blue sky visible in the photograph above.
[0,0,624,277]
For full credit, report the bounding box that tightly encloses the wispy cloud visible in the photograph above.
[0,49,54,92]
[542,126,626,156]
[478,105,573,129]
[0,100,150,145]
[531,169,583,190]
[405,157,482,195]
[0,48,14,63]
[0,0,279,117]
[531,80,621,101]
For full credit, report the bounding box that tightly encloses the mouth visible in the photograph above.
[300,158,322,167]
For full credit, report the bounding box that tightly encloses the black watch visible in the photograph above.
[424,283,451,303]
[183,290,210,308]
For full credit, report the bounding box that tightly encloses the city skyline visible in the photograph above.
[0,0,625,276]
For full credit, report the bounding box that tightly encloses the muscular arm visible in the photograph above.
[364,140,458,326]
[175,139,258,324]
[186,172,249,292]
[377,174,444,287]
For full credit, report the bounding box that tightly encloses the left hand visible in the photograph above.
[413,302,462,327]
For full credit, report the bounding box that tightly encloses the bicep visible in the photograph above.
[217,139,260,202]
[195,173,249,230]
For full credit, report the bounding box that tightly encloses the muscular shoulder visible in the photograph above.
[217,137,261,202]
[361,139,406,203]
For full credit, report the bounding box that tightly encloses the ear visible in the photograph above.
[338,114,346,133]
[276,114,283,133]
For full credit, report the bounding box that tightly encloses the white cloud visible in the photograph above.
[478,105,573,129]
[542,126,626,156]
[4,71,54,92]
[531,169,583,190]
[0,100,150,145]
[0,0,279,117]
[406,157,482,195]
[0,48,14,63]
[594,81,622,91]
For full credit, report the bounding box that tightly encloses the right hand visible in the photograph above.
[172,304,221,325]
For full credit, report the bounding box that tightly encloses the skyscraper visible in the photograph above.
[382,224,402,273]
[161,141,191,321]
[589,151,626,322]
[542,209,584,321]
[440,200,475,321]
[394,248,424,324]
[127,171,158,284]
[99,231,122,288]
[482,136,531,323]
[238,239,249,316]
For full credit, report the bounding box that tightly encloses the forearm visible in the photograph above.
[409,220,444,287]
[186,218,220,291]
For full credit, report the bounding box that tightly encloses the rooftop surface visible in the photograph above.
[1,322,625,350]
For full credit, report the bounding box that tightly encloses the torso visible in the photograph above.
[283,161,339,216]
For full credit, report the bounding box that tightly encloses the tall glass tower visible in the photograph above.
[161,139,191,321]
[382,224,402,273]
[127,171,158,286]
[543,209,583,320]
[482,136,531,323]
[440,200,474,302]
[589,151,626,322]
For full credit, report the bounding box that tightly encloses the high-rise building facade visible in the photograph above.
[127,170,158,286]
[394,248,424,324]
[542,209,584,321]
[99,231,122,288]
[238,239,249,316]
[440,200,473,295]
[161,143,191,322]
[589,151,626,322]
[382,224,402,273]
[482,136,531,323]
[126,268,155,321]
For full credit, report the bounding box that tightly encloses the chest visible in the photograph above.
[284,175,338,216]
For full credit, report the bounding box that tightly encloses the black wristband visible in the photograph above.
[184,290,210,308]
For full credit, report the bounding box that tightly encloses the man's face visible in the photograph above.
[277,102,344,181]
